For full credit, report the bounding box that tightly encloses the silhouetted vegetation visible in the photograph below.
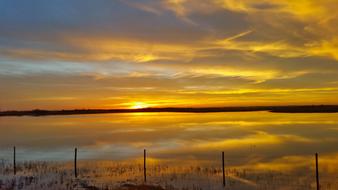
[1,105,338,117]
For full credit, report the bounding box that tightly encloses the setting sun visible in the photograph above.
[130,102,151,109]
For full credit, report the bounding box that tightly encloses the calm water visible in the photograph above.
[0,111,338,168]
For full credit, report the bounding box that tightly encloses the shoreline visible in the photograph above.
[1,105,338,117]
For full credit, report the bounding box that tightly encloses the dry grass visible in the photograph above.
[0,159,337,190]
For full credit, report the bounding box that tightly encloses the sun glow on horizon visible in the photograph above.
[129,102,152,109]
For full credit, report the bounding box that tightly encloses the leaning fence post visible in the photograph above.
[315,153,320,190]
[222,151,225,187]
[13,146,16,175]
[74,148,78,178]
[144,149,147,183]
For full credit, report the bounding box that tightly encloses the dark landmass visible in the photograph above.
[1,105,338,117]
[79,182,166,190]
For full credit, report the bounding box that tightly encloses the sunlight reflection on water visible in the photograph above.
[0,111,337,170]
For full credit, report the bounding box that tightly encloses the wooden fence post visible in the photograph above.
[144,149,147,183]
[222,151,225,187]
[315,153,320,190]
[13,146,16,175]
[74,148,78,178]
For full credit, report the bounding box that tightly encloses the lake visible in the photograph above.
[0,111,337,189]
[1,111,337,162]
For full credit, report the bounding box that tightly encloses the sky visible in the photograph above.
[1,0,338,110]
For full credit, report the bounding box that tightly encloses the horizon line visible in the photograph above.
[2,104,338,112]
[2,105,338,116]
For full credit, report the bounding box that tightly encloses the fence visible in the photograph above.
[5,146,323,190]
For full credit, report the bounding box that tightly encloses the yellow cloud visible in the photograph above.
[190,68,278,81]
[213,0,338,60]
[65,36,197,62]
[216,39,307,58]
[216,0,331,18]
[306,37,338,60]
[134,54,160,63]
[178,87,338,95]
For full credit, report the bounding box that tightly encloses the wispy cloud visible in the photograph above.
[1,0,338,109]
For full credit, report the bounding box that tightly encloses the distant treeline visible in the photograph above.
[1,105,338,117]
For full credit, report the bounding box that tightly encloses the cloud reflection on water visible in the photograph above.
[0,112,337,169]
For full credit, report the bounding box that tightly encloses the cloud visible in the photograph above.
[121,0,163,15]
[1,0,338,109]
